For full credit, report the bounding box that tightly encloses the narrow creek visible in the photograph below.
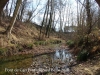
[30,48,75,74]
[0,47,76,75]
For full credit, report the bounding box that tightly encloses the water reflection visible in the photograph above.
[54,50,72,63]
[32,49,74,73]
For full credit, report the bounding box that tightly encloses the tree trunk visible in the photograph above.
[6,0,22,38]
[86,0,92,34]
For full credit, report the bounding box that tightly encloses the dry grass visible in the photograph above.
[0,21,40,47]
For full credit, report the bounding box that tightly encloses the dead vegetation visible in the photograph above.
[0,20,63,57]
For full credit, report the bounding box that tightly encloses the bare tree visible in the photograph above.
[6,0,22,38]
[17,0,28,21]
[86,0,92,34]
[45,0,54,37]
[39,0,48,38]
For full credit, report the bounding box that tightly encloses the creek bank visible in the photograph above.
[13,44,69,57]
[70,53,100,75]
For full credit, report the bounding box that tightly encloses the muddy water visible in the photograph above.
[0,48,75,75]
[30,49,75,74]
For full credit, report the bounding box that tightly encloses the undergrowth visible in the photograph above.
[66,40,75,48]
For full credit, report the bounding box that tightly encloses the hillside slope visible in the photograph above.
[0,20,41,46]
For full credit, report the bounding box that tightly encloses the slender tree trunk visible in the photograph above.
[6,0,22,38]
[45,0,50,37]
[39,4,48,39]
[45,0,54,38]
[86,0,92,34]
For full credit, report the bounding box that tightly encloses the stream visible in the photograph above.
[0,48,76,75]
[30,48,75,74]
